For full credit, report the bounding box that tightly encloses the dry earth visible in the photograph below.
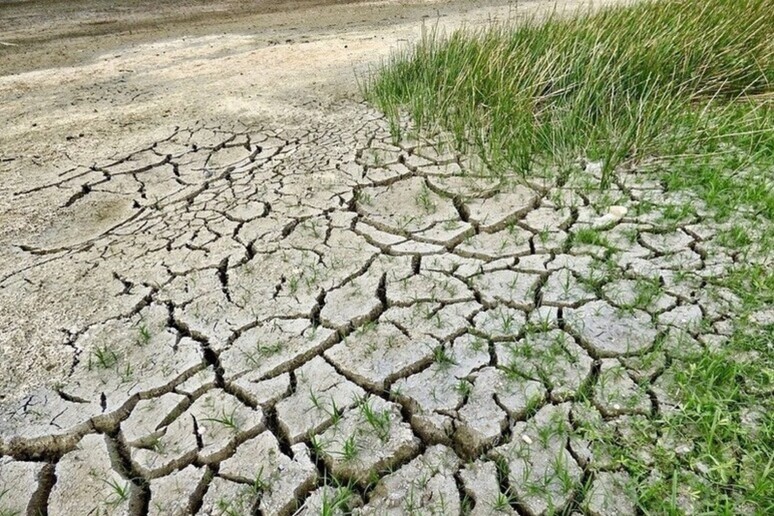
[1,0,756,514]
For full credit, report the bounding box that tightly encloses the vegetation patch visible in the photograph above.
[366,0,773,512]
[365,0,773,215]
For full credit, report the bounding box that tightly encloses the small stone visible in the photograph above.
[609,205,628,219]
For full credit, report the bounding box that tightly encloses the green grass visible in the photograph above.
[365,0,773,211]
[102,478,130,507]
[201,407,240,431]
[88,344,120,370]
[0,488,20,516]
[366,0,774,513]
[601,325,773,514]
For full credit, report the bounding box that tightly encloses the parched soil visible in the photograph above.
[3,1,760,514]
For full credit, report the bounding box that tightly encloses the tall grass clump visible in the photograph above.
[365,0,773,211]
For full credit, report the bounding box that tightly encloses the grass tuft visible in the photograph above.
[365,0,773,213]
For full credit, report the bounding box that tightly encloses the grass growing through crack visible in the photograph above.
[102,477,130,507]
[341,435,359,462]
[490,491,511,513]
[601,326,774,513]
[136,323,151,346]
[320,485,357,516]
[358,398,392,442]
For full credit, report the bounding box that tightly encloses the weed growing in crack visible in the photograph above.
[288,275,301,295]
[442,219,460,231]
[389,383,405,399]
[455,379,473,398]
[574,227,610,248]
[491,491,511,512]
[309,435,328,456]
[358,398,392,441]
[502,360,529,383]
[0,489,19,516]
[354,189,373,206]
[627,278,663,311]
[620,226,639,244]
[582,260,619,295]
[535,423,556,450]
[372,150,384,167]
[460,492,474,514]
[432,346,455,368]
[356,320,377,336]
[341,435,359,462]
[216,495,250,516]
[119,362,134,383]
[522,395,545,421]
[397,214,417,232]
[327,399,343,426]
[658,146,774,222]
[257,341,283,356]
[319,483,356,516]
[552,452,577,493]
[143,432,167,454]
[304,265,326,291]
[468,335,487,352]
[309,388,323,411]
[251,466,267,494]
[661,203,695,225]
[301,219,322,239]
[426,310,443,329]
[102,478,130,507]
[403,485,421,514]
[441,278,459,297]
[416,184,437,214]
[716,225,754,249]
[497,309,519,334]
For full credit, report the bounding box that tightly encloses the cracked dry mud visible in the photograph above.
[0,1,768,514]
[1,107,765,515]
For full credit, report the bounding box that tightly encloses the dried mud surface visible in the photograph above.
[3,1,759,514]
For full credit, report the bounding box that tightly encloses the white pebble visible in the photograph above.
[609,205,628,219]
